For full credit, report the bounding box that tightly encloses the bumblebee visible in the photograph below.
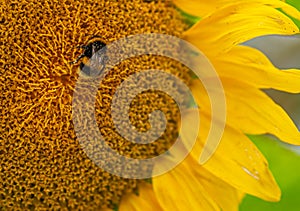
[70,36,107,77]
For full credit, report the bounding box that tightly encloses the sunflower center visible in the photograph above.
[1,0,189,209]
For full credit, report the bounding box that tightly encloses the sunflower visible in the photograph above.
[1,0,300,211]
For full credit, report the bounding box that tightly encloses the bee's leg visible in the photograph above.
[69,54,85,64]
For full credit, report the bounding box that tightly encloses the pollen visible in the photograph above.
[1,0,189,210]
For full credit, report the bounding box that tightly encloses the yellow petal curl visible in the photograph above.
[119,183,163,211]
[191,79,300,145]
[213,45,300,93]
[181,109,281,201]
[190,157,240,211]
[174,0,300,18]
[153,155,242,210]
[173,0,226,17]
[183,2,299,56]
[224,79,300,144]
[153,157,220,211]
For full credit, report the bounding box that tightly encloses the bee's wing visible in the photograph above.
[88,47,106,76]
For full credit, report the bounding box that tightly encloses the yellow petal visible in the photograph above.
[189,157,240,211]
[223,78,300,144]
[181,109,281,201]
[183,2,299,56]
[119,183,163,211]
[153,157,220,211]
[238,191,246,202]
[174,0,300,18]
[213,45,300,93]
[191,79,300,145]
[173,0,224,17]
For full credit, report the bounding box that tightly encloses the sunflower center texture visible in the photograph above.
[1,0,190,209]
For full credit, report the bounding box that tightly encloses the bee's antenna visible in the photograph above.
[69,54,85,65]
[86,34,103,41]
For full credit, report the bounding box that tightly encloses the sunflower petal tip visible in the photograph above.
[267,185,281,202]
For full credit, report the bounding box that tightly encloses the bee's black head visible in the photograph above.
[70,36,107,65]
[84,40,106,58]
